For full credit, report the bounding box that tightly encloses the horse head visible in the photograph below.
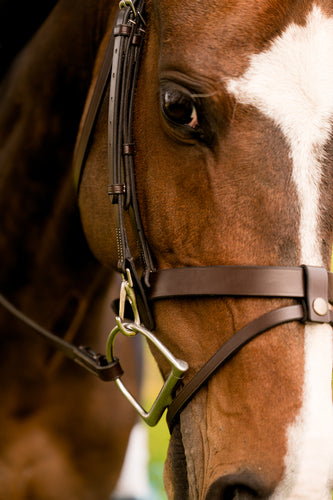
[79,0,333,498]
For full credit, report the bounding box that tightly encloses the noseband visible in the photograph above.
[2,0,333,432]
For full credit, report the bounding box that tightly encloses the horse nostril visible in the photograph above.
[206,472,272,500]
[224,485,258,500]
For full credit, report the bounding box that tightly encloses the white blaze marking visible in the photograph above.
[226,6,333,499]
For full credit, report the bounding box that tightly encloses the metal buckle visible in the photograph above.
[106,270,188,426]
[118,268,141,325]
[119,0,146,26]
[119,0,136,12]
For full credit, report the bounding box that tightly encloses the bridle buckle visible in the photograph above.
[118,268,140,326]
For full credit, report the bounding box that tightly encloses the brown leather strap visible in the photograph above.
[149,266,333,303]
[166,304,306,429]
[108,1,155,330]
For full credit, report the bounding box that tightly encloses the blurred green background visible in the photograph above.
[142,343,169,500]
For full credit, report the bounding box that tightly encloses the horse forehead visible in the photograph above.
[226,5,333,127]
[154,0,332,28]
[153,1,333,76]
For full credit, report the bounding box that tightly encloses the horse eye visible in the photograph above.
[161,88,199,129]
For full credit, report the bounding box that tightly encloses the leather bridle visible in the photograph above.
[2,0,333,432]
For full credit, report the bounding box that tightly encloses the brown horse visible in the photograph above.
[79,0,333,499]
[0,1,140,499]
[2,0,333,499]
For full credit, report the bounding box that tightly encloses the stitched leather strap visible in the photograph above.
[149,265,333,303]
[108,1,155,330]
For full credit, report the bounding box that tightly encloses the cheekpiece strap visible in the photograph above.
[108,0,154,329]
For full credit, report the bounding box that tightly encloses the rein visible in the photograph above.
[2,0,333,432]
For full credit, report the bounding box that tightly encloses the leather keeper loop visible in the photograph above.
[132,33,142,45]
[122,143,135,155]
[114,24,132,36]
[108,184,126,195]
[302,265,330,323]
